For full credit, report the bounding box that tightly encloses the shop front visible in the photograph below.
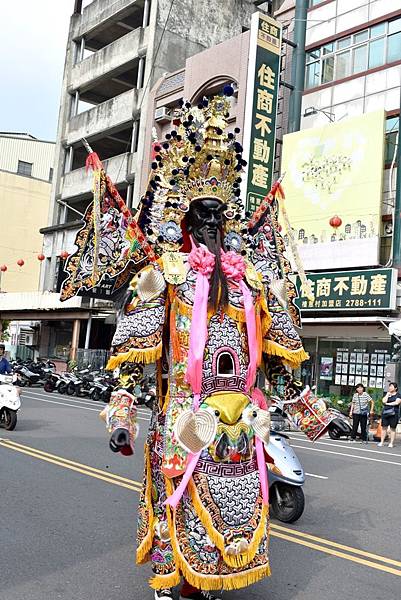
[295,268,399,405]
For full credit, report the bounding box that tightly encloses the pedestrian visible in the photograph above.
[378,382,401,448]
[349,383,373,443]
[0,344,12,375]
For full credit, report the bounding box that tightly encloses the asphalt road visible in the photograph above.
[1,387,400,600]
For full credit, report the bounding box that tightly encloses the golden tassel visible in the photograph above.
[106,344,162,370]
[136,444,155,564]
[263,340,309,369]
[163,476,271,591]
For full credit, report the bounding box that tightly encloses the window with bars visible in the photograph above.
[305,17,401,89]
[17,160,33,177]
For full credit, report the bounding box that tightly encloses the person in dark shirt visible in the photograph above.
[0,344,12,375]
[378,382,401,448]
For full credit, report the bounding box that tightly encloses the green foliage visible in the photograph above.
[68,359,77,372]
[0,320,10,342]
[320,389,384,416]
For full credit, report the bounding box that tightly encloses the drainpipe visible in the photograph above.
[392,93,401,271]
[288,0,308,133]
[143,0,151,28]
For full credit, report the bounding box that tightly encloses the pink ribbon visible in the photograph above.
[240,280,258,391]
[252,388,269,506]
[164,450,202,508]
[185,244,215,395]
[255,437,269,506]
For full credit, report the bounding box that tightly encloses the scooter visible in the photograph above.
[266,431,305,523]
[327,409,353,439]
[0,374,21,431]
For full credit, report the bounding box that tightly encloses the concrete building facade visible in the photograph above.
[0,133,54,293]
[41,0,264,294]
[275,0,401,398]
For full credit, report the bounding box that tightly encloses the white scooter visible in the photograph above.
[0,374,21,430]
[266,431,305,523]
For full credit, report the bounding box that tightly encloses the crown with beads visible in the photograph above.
[138,90,251,254]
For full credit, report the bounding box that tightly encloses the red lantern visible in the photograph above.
[0,265,7,272]
[17,259,25,267]
[329,215,342,230]
[37,253,45,261]
[60,250,69,260]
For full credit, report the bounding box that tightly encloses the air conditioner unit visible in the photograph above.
[154,106,171,123]
[18,333,37,346]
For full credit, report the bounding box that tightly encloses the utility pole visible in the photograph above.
[288,0,308,133]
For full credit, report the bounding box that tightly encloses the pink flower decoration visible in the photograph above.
[188,246,215,276]
[221,250,246,281]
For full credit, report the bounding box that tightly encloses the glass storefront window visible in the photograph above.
[353,44,368,73]
[368,37,385,69]
[387,31,401,64]
[301,338,391,404]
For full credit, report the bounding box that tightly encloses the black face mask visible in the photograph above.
[185,198,226,244]
[185,198,228,310]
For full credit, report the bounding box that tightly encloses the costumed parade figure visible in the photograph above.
[61,94,336,600]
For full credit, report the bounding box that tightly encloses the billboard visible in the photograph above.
[281,110,386,270]
[295,268,397,312]
[242,12,282,213]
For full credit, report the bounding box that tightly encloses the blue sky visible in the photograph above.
[0,1,87,141]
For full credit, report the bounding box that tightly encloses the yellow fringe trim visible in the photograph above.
[149,570,181,591]
[162,385,170,414]
[136,444,155,565]
[263,340,309,369]
[106,343,162,370]
[260,292,273,335]
[187,479,268,569]
[163,477,271,591]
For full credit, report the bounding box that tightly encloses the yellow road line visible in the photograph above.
[271,531,401,577]
[0,441,141,492]
[2,438,401,577]
[0,438,141,487]
[271,524,401,568]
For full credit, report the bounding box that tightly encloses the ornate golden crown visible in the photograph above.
[138,94,248,253]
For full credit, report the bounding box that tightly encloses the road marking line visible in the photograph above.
[305,472,328,479]
[20,395,151,421]
[270,524,401,568]
[0,440,142,492]
[0,438,141,486]
[3,438,401,575]
[21,389,152,416]
[289,435,401,458]
[271,531,401,577]
[291,444,401,466]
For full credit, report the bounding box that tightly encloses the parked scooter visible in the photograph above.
[0,374,21,430]
[327,409,353,439]
[266,431,305,523]
[44,371,69,394]
[14,361,55,387]
[89,373,115,402]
